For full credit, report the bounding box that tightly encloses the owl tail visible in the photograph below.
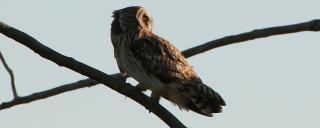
[185,83,226,117]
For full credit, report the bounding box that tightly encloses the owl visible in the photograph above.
[110,6,225,117]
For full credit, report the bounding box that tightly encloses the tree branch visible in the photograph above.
[0,51,18,98]
[0,78,97,110]
[1,19,319,127]
[182,19,320,58]
[0,21,186,128]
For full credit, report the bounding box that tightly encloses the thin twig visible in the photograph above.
[0,78,97,110]
[0,73,124,110]
[0,21,186,128]
[0,51,18,98]
[182,19,320,58]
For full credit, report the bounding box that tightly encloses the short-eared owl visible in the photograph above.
[110,6,225,117]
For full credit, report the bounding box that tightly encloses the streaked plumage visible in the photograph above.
[110,6,225,117]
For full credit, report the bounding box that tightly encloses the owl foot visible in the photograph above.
[119,72,128,82]
[134,83,148,92]
[151,92,160,103]
[146,92,161,113]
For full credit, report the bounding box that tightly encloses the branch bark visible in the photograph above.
[0,21,186,128]
[1,19,320,127]
[0,51,18,98]
[0,78,97,110]
[182,19,320,58]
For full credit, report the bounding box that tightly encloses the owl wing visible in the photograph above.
[130,34,226,116]
[130,34,199,84]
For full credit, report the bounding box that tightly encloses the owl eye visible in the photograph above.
[142,15,149,21]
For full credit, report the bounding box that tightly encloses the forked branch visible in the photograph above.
[1,19,320,127]
[0,21,186,128]
[0,51,18,98]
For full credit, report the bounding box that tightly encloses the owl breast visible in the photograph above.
[112,32,164,93]
[112,31,189,108]
[116,47,166,92]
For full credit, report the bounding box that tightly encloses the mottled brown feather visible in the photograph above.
[110,6,225,117]
[130,33,199,84]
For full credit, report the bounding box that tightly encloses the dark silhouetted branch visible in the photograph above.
[182,19,320,58]
[0,78,97,110]
[0,51,18,98]
[1,19,320,127]
[2,20,319,111]
[0,21,186,128]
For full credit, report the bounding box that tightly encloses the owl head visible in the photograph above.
[112,6,153,32]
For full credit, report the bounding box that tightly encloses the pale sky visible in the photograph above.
[1,0,320,128]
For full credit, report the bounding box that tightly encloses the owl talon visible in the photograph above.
[135,83,147,92]
[120,73,128,82]
[120,77,127,82]
[151,92,160,103]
